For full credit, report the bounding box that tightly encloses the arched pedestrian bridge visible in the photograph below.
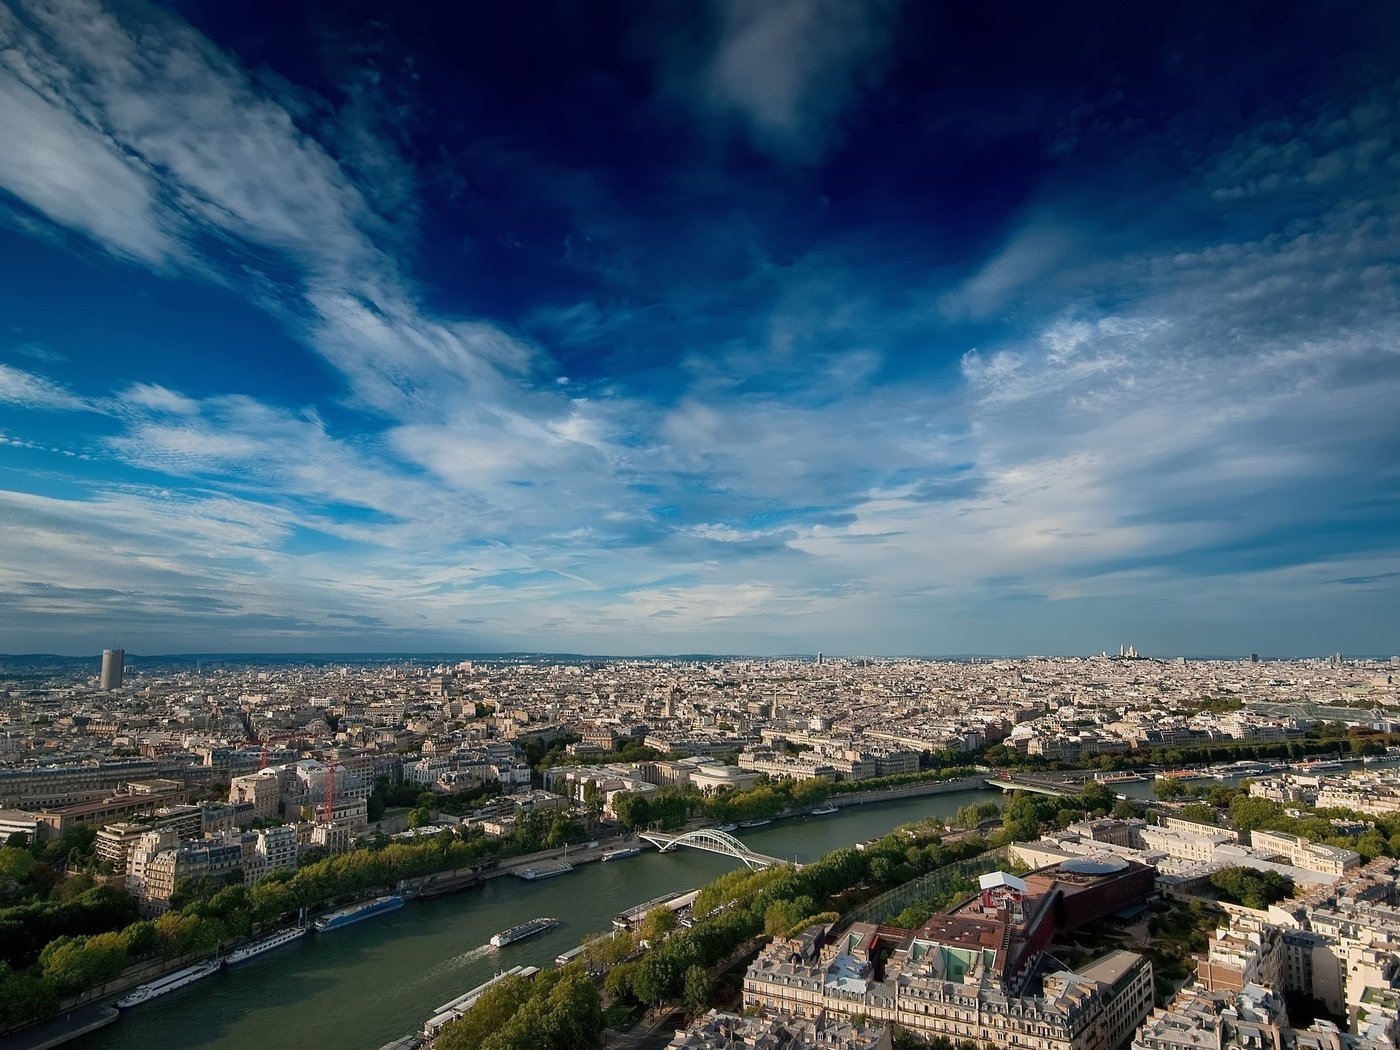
[638,828,788,870]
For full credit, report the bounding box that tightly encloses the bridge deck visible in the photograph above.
[639,829,788,869]
[984,778,1074,797]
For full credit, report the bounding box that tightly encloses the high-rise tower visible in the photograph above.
[99,649,125,691]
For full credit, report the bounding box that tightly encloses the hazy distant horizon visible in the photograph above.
[2,648,1393,665]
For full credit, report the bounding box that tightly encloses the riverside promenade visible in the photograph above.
[0,1006,118,1050]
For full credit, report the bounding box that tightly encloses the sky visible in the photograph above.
[1,0,1398,658]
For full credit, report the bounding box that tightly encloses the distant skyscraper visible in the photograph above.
[100,649,125,690]
[816,652,823,666]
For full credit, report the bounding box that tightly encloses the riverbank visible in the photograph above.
[824,775,987,806]
[0,1006,118,1050]
[73,786,1002,1050]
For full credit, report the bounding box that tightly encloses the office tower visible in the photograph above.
[100,649,125,690]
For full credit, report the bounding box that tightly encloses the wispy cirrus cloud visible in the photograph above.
[0,1,1397,655]
[0,364,93,412]
[0,0,538,424]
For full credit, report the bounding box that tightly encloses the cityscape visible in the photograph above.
[3,2,1400,1050]
[0,650,1399,1050]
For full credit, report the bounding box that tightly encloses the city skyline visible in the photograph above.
[2,1,1399,656]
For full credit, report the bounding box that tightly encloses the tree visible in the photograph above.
[541,969,602,1049]
[1179,803,1219,826]
[611,792,652,832]
[581,781,603,822]
[763,896,815,936]
[632,951,682,1009]
[1209,866,1292,910]
[1153,778,1192,801]
[407,806,432,829]
[39,933,128,996]
[0,962,57,1027]
[1000,793,1053,841]
[604,961,639,1001]
[436,974,531,1050]
[0,847,36,885]
[640,905,678,944]
[683,964,713,1015]
[121,920,159,957]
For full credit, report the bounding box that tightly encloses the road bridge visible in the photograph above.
[985,777,1076,798]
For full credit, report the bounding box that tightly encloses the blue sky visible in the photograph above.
[1,0,1398,656]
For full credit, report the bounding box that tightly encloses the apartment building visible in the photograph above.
[1249,830,1361,876]
[744,862,1156,1050]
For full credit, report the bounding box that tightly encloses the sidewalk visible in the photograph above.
[602,1006,686,1049]
[0,1006,119,1050]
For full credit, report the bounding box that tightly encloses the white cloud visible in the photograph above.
[0,363,91,411]
[120,383,201,415]
[0,6,176,265]
[697,0,900,162]
[938,225,1075,320]
[0,0,537,423]
[0,0,1397,655]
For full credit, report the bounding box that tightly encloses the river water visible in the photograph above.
[77,786,1002,1050]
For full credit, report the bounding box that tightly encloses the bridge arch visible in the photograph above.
[638,828,775,869]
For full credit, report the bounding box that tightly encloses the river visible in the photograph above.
[76,786,1003,1050]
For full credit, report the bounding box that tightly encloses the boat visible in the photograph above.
[1154,769,1208,781]
[810,805,839,815]
[514,861,573,880]
[417,871,484,899]
[116,959,221,1008]
[717,823,739,832]
[1364,754,1384,764]
[1296,759,1344,772]
[1093,771,1146,783]
[615,891,684,929]
[424,966,539,1037]
[222,925,307,965]
[601,847,640,862]
[313,894,404,932]
[491,917,558,948]
[555,944,588,967]
[738,819,772,828]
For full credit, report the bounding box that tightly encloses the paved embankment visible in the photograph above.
[0,1006,119,1050]
[828,775,988,806]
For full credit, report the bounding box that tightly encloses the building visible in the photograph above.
[743,861,1156,1050]
[246,825,298,879]
[228,769,282,822]
[667,1009,891,1049]
[96,821,160,872]
[1249,830,1361,876]
[99,649,125,691]
[0,808,39,843]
